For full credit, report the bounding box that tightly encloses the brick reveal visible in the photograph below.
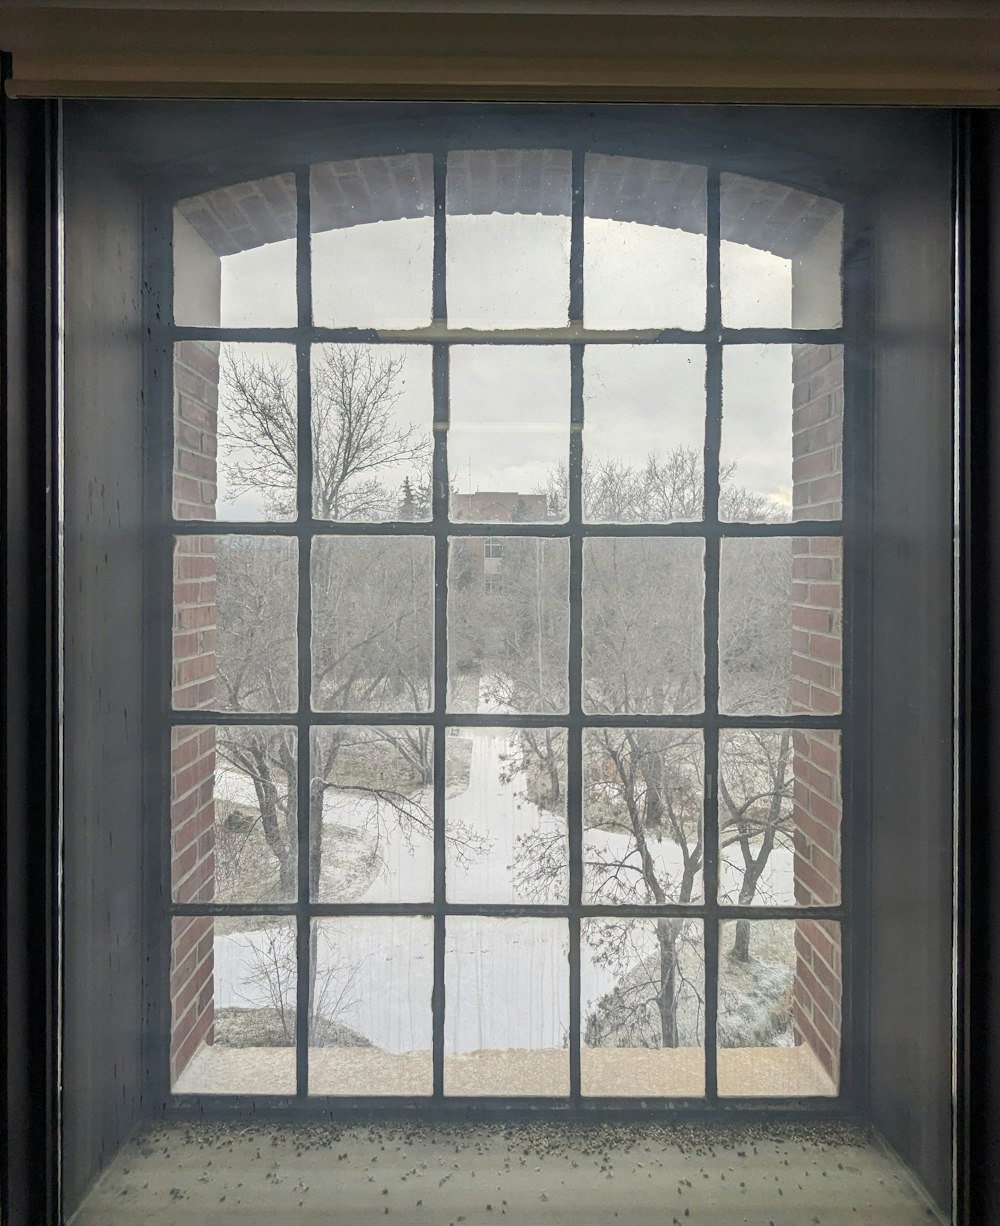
[790,342,844,1085]
[179,154,840,262]
[170,339,219,1085]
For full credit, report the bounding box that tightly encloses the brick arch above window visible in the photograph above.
[175,151,841,261]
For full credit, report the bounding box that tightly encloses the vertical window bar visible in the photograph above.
[150,197,175,1102]
[703,166,723,1103]
[568,410,584,1099]
[838,197,864,1107]
[294,165,313,1099]
[431,150,449,1099]
[569,148,585,326]
[567,146,586,1101]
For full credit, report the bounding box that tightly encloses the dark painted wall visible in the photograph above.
[868,115,956,1214]
[60,108,147,1214]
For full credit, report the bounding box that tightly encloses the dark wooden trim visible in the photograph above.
[1,73,61,1226]
[958,107,1000,1226]
[1,8,998,103]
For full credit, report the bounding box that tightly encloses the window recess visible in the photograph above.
[159,122,855,1110]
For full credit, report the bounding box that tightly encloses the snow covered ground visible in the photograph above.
[210,725,797,1061]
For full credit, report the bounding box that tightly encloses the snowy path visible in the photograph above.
[214,729,793,1054]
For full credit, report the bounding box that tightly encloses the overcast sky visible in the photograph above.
[208,211,801,520]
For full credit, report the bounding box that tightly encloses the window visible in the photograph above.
[161,117,851,1108]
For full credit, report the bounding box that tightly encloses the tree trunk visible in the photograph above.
[732,867,763,962]
[305,777,327,1030]
[656,918,680,1047]
[732,917,751,963]
[730,729,789,963]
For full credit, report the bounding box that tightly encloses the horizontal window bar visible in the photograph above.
[167,519,844,538]
[166,324,848,346]
[165,1095,848,1113]
[169,902,844,921]
[167,710,844,730]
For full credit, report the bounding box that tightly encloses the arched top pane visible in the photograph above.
[446,148,573,330]
[721,172,843,329]
[311,153,434,329]
[584,153,706,330]
[173,172,298,328]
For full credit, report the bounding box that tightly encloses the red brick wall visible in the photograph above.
[790,342,844,1084]
[793,919,843,1083]
[169,339,219,1084]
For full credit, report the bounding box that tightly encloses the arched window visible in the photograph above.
[159,115,854,1108]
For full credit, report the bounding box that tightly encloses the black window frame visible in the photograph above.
[143,105,871,1118]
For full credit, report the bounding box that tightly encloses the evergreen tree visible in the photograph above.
[398,475,417,520]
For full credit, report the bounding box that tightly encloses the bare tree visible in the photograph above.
[219,344,429,520]
[539,447,775,525]
[505,448,794,1045]
[718,728,794,962]
[234,924,367,1046]
[211,345,466,1017]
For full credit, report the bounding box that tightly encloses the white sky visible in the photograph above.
[584,344,705,468]
[314,218,434,329]
[585,220,706,330]
[212,211,805,518]
[449,346,568,503]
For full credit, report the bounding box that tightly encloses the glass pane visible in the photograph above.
[171,916,296,1095]
[583,538,704,714]
[311,154,433,329]
[311,536,434,712]
[174,174,297,328]
[311,344,433,521]
[446,149,571,329]
[446,727,567,904]
[718,919,840,1097]
[444,917,569,1096]
[308,918,433,1096]
[720,344,843,523]
[173,341,298,522]
[311,726,434,903]
[584,154,706,330]
[171,725,297,905]
[447,536,570,714]
[720,729,841,908]
[721,173,843,330]
[172,535,298,713]
[581,918,704,1097]
[721,344,791,522]
[582,346,706,522]
[719,536,842,717]
[449,346,568,523]
[583,728,704,905]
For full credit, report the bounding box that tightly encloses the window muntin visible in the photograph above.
[165,135,846,1105]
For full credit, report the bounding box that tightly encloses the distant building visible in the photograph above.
[450,491,551,595]
[451,491,549,523]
